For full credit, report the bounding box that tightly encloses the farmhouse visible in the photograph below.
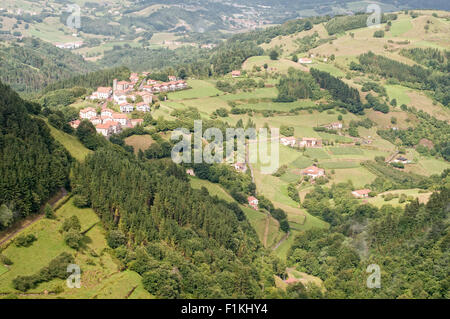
[168,75,177,82]
[69,119,80,129]
[299,58,313,64]
[299,137,322,148]
[119,103,134,113]
[248,196,259,210]
[393,156,411,164]
[324,122,343,130]
[280,136,296,147]
[79,107,97,120]
[233,162,247,173]
[302,166,325,179]
[186,169,196,176]
[352,189,371,198]
[231,70,241,78]
[147,79,158,85]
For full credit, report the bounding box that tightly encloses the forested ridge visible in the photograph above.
[70,147,284,298]
[0,38,93,93]
[0,80,71,228]
[291,177,449,298]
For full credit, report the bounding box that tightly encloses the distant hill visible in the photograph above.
[0,38,94,93]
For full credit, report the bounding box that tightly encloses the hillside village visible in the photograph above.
[0,6,449,301]
[70,73,189,137]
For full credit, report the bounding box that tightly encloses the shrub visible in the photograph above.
[107,230,127,249]
[15,234,37,247]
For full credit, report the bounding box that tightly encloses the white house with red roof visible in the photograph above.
[178,80,188,89]
[90,116,102,126]
[299,58,313,64]
[136,102,150,112]
[90,87,112,100]
[299,137,322,148]
[119,103,134,113]
[96,122,115,137]
[352,189,371,198]
[69,119,80,129]
[129,73,139,83]
[101,108,114,118]
[112,113,129,126]
[168,75,177,82]
[113,91,127,104]
[116,81,130,91]
[280,136,296,147]
[302,166,325,179]
[80,107,97,120]
[232,70,241,78]
[248,196,259,210]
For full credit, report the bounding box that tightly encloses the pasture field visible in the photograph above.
[45,119,92,162]
[124,134,155,154]
[310,62,346,77]
[328,166,377,188]
[328,147,364,155]
[0,199,151,298]
[219,87,279,101]
[389,18,414,37]
[168,80,221,100]
[0,264,8,276]
[189,177,234,202]
[319,160,360,169]
[243,56,303,73]
[385,84,412,106]
[304,148,330,160]
[366,189,433,208]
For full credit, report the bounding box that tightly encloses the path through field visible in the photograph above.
[263,213,270,247]
[272,231,290,250]
[0,188,68,247]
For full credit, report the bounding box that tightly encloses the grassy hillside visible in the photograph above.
[0,198,152,299]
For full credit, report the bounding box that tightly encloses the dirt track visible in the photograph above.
[0,188,67,247]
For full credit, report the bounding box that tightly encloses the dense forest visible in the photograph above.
[71,147,284,298]
[291,175,449,298]
[0,80,71,229]
[354,51,450,107]
[310,68,363,114]
[0,38,93,93]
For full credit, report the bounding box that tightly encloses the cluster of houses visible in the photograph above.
[280,136,323,148]
[88,72,189,113]
[71,106,143,137]
[74,72,190,137]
